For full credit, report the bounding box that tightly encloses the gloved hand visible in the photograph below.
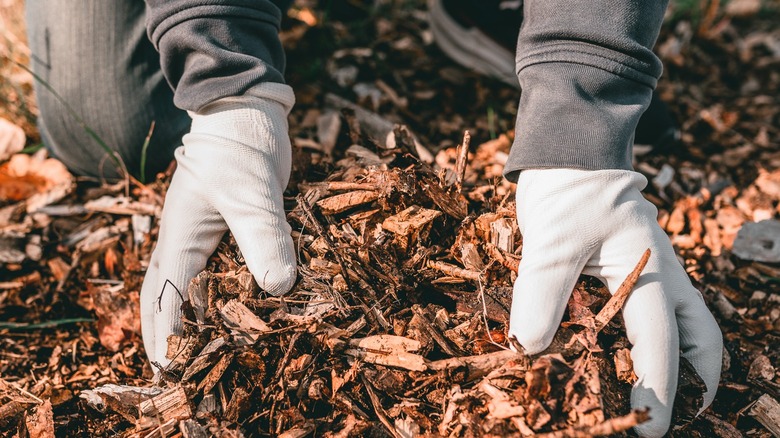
[509,169,722,437]
[140,84,297,369]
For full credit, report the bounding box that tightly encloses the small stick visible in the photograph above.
[411,305,463,357]
[455,130,471,193]
[361,375,402,438]
[594,248,651,333]
[428,349,527,381]
[535,408,649,437]
[325,181,377,191]
[485,243,520,273]
[427,260,481,282]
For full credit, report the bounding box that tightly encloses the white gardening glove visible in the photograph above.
[510,169,722,437]
[140,84,297,369]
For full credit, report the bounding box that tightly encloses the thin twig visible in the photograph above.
[455,130,471,193]
[361,374,402,438]
[594,248,651,333]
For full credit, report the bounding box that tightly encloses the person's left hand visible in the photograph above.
[509,168,723,437]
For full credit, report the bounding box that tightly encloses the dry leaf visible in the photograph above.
[0,152,72,204]
[87,282,141,352]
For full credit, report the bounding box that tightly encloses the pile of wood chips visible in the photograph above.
[2,1,780,437]
[74,125,660,437]
[64,127,696,437]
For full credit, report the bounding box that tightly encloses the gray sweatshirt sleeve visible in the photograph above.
[145,0,292,112]
[503,0,668,182]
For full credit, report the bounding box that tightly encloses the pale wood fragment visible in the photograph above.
[427,260,481,281]
[614,348,637,384]
[438,386,465,436]
[460,242,485,271]
[79,384,162,417]
[138,386,192,427]
[84,195,159,216]
[195,393,217,418]
[326,181,377,191]
[310,257,342,276]
[142,418,177,438]
[480,381,527,421]
[490,218,515,253]
[349,334,421,353]
[703,218,723,256]
[345,348,427,372]
[179,418,209,438]
[455,131,471,193]
[382,206,441,236]
[220,299,271,346]
[749,394,780,436]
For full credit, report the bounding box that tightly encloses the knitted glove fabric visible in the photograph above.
[510,169,722,437]
[140,83,296,368]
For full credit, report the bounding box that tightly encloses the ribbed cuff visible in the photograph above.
[503,62,653,182]
[146,1,288,111]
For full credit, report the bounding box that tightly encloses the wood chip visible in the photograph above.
[428,350,527,382]
[179,418,209,438]
[317,190,379,214]
[614,348,637,384]
[197,353,233,394]
[138,386,192,429]
[182,337,227,382]
[348,335,421,353]
[220,299,272,346]
[345,348,427,372]
[382,205,441,236]
[490,218,516,253]
[748,394,780,436]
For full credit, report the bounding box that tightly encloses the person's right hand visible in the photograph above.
[139,84,297,370]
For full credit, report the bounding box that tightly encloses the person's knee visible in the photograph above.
[36,88,189,180]
[26,0,189,180]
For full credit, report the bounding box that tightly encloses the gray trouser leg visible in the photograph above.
[25,0,190,180]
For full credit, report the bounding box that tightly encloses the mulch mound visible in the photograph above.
[1,1,778,436]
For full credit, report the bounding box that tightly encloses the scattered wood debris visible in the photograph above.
[0,1,778,436]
